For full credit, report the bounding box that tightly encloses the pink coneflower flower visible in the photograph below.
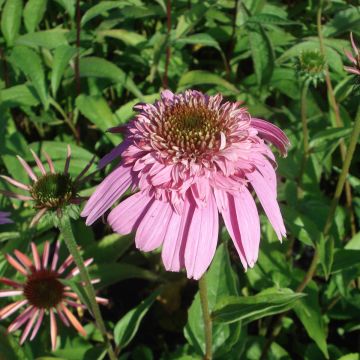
[82,90,290,279]
[0,146,94,227]
[0,211,12,224]
[0,241,107,350]
[344,32,360,76]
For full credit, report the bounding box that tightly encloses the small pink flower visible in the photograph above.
[0,146,93,227]
[0,211,12,225]
[0,241,107,350]
[82,90,290,279]
[344,32,360,76]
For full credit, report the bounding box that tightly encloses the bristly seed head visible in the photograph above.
[23,269,65,309]
[155,103,225,159]
[30,173,76,209]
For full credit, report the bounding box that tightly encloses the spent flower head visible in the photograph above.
[82,90,290,280]
[0,146,94,227]
[0,241,107,350]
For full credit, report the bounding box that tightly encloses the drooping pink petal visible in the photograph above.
[51,241,61,271]
[30,149,47,175]
[350,32,359,56]
[50,309,58,351]
[42,241,50,268]
[30,309,44,340]
[98,140,130,169]
[30,208,47,227]
[184,193,219,279]
[20,309,39,345]
[135,200,173,252]
[0,277,23,288]
[161,200,190,272]
[8,306,35,333]
[14,250,33,269]
[17,156,38,181]
[60,303,86,337]
[64,145,71,174]
[0,175,30,190]
[43,151,55,173]
[0,289,23,298]
[0,300,27,320]
[247,169,286,240]
[108,191,153,235]
[31,242,41,270]
[344,66,360,75]
[56,306,70,327]
[5,254,28,275]
[251,118,290,156]
[81,165,133,225]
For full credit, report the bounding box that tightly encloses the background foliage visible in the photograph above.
[0,0,359,359]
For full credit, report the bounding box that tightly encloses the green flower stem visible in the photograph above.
[58,215,117,360]
[199,275,212,360]
[298,81,309,187]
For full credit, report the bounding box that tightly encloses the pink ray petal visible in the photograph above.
[30,309,44,340]
[16,156,37,181]
[20,309,39,345]
[8,306,34,333]
[344,66,360,75]
[14,249,33,269]
[0,300,27,320]
[344,50,357,65]
[0,175,30,190]
[68,258,93,278]
[5,254,28,275]
[42,241,50,268]
[0,190,33,201]
[51,241,61,271]
[184,193,219,279]
[30,149,47,175]
[0,289,23,297]
[0,276,23,288]
[57,305,70,327]
[43,151,55,173]
[50,309,58,351]
[98,141,129,169]
[95,297,109,305]
[161,202,188,272]
[108,191,153,235]
[64,299,86,309]
[60,303,86,337]
[64,145,71,174]
[57,254,74,274]
[350,32,359,56]
[30,208,47,228]
[31,243,41,270]
[74,155,96,184]
[247,169,286,240]
[135,199,173,252]
[81,165,132,225]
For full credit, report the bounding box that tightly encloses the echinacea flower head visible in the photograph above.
[0,211,12,224]
[0,241,107,350]
[296,50,326,87]
[344,32,360,76]
[82,90,290,280]
[0,146,94,227]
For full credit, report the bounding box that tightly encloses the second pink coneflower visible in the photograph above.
[82,90,290,279]
[0,241,107,350]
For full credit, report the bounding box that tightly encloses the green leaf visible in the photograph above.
[114,289,160,348]
[51,45,77,96]
[175,3,209,38]
[23,0,47,33]
[1,0,23,46]
[213,288,304,324]
[247,23,274,86]
[0,84,39,107]
[10,46,48,109]
[15,29,68,49]
[184,244,241,357]
[247,13,300,26]
[331,249,360,273]
[178,70,238,93]
[294,281,328,358]
[81,1,123,26]
[79,57,143,99]
[76,94,120,145]
[319,235,334,280]
[309,127,352,152]
[96,29,146,46]
[323,7,360,37]
[175,33,221,51]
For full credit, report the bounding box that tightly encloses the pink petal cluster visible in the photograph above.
[344,32,360,75]
[0,211,12,225]
[0,241,107,350]
[82,90,290,279]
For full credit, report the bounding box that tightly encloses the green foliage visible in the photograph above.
[0,0,359,359]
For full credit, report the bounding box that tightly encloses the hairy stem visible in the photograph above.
[317,0,356,236]
[298,81,309,187]
[199,276,212,360]
[75,0,81,96]
[59,215,117,360]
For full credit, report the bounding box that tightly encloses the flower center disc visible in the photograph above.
[30,173,75,209]
[23,269,64,309]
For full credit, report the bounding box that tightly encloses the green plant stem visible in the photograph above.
[163,0,171,89]
[199,276,212,360]
[298,81,309,188]
[58,215,117,360]
[317,0,356,236]
[261,106,360,359]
